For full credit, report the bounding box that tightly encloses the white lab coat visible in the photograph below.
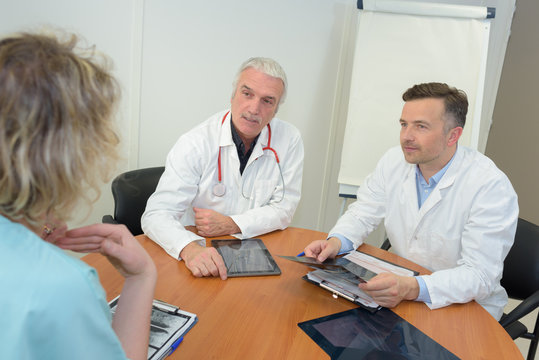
[141,110,304,260]
[330,146,518,319]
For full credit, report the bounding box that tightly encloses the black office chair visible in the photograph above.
[499,217,539,360]
[102,166,165,236]
[380,238,391,251]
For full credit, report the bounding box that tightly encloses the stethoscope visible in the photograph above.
[213,111,285,202]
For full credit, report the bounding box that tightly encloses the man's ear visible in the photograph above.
[447,126,463,146]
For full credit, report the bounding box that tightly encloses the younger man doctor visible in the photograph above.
[142,57,304,280]
[304,82,517,320]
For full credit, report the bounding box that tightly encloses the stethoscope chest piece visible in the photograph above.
[213,182,226,197]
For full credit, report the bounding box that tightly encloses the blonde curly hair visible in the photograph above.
[0,31,120,227]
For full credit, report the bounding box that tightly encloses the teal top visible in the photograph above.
[0,215,127,360]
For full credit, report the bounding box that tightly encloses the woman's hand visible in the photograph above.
[55,223,156,279]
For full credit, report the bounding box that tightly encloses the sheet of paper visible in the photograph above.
[344,251,415,277]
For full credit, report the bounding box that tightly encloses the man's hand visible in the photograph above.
[358,272,419,308]
[193,207,240,237]
[303,237,341,262]
[180,242,228,280]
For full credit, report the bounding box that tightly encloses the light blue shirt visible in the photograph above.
[415,155,454,209]
[0,215,127,360]
[331,153,457,304]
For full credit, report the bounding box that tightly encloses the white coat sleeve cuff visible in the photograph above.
[143,219,206,261]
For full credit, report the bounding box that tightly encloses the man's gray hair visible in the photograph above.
[231,57,287,105]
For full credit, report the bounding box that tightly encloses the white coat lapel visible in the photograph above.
[400,165,425,249]
[418,187,442,218]
[402,165,420,222]
[219,113,235,147]
[245,123,268,169]
[221,115,241,187]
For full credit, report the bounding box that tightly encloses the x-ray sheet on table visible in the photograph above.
[212,239,281,277]
[279,255,377,282]
[110,297,198,359]
[146,307,189,357]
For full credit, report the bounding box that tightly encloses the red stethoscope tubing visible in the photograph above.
[262,126,280,163]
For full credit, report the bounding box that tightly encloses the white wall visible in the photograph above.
[486,0,539,225]
[0,0,516,239]
[0,0,355,232]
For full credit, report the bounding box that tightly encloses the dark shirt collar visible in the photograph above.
[230,117,260,174]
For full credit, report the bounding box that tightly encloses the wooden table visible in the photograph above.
[82,227,522,359]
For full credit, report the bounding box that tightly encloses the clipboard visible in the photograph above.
[302,270,381,312]
[281,250,419,311]
[109,296,197,360]
[211,238,281,277]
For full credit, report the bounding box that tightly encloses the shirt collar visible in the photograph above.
[415,148,457,186]
[230,117,260,155]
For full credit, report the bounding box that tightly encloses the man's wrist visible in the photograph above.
[225,216,241,234]
[179,241,202,261]
[327,237,342,254]
[405,276,420,301]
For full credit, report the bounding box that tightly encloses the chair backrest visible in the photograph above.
[111,166,165,236]
[501,217,539,301]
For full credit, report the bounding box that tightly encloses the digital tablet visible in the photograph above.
[211,238,281,277]
[298,307,459,360]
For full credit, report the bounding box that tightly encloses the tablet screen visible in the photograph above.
[298,307,459,360]
[211,238,281,277]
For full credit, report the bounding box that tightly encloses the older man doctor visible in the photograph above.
[142,57,304,280]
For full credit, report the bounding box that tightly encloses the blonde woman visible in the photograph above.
[0,32,156,360]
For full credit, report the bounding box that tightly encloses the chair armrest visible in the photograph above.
[102,215,118,225]
[500,289,539,328]
[381,238,392,251]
